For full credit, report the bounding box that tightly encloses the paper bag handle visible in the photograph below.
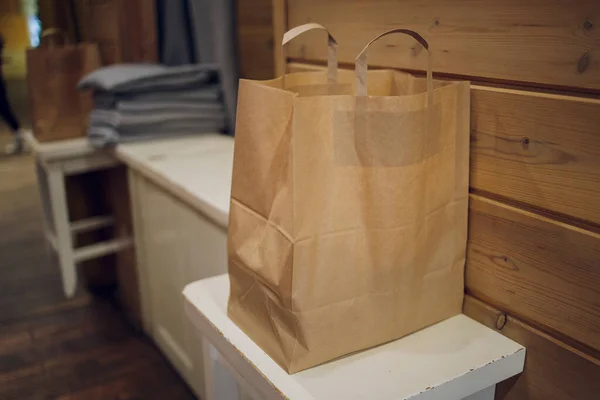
[40,28,71,48]
[283,23,338,84]
[355,29,433,107]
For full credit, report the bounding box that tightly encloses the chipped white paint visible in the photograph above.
[184,275,526,400]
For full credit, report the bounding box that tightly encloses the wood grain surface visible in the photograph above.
[471,86,600,226]
[0,150,194,400]
[102,166,142,329]
[288,62,600,226]
[77,0,158,65]
[126,0,158,63]
[0,0,20,13]
[83,0,122,64]
[273,0,288,77]
[237,0,276,79]
[464,295,600,400]
[286,0,600,90]
[466,195,600,352]
[281,0,600,395]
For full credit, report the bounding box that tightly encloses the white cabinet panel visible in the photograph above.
[130,171,228,398]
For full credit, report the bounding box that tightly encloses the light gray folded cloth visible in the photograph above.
[89,109,226,132]
[79,63,220,93]
[89,122,226,148]
[116,100,223,113]
[82,64,229,147]
[93,84,222,109]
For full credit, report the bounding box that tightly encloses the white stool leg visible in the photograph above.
[202,336,248,400]
[47,166,77,298]
[214,356,244,400]
[202,336,217,400]
[35,159,53,245]
[463,385,496,400]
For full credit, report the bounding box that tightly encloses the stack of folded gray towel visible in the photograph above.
[78,64,227,147]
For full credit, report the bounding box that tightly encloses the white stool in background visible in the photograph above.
[26,132,132,298]
[184,274,526,400]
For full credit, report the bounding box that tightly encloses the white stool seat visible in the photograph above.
[184,274,526,400]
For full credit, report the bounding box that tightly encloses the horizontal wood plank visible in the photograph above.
[466,195,600,352]
[464,295,600,400]
[286,0,600,90]
[86,0,120,43]
[238,27,276,79]
[471,85,600,226]
[287,58,600,353]
[288,62,600,226]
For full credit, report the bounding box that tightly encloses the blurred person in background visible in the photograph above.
[0,34,25,155]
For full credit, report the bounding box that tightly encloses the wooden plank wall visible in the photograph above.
[0,0,20,13]
[277,0,600,398]
[237,0,276,80]
[285,0,599,92]
[38,0,79,41]
[38,0,157,64]
[76,0,158,65]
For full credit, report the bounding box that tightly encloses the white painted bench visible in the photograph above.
[184,274,526,400]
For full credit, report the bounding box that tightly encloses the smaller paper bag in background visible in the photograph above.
[27,29,101,142]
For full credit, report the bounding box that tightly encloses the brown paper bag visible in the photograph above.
[27,29,100,142]
[228,25,470,373]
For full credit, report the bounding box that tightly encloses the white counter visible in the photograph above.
[116,133,235,397]
[117,134,234,228]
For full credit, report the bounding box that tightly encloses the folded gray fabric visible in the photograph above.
[93,85,222,109]
[93,119,226,135]
[128,86,221,102]
[89,109,226,132]
[89,123,225,148]
[89,126,121,147]
[79,63,220,93]
[116,100,223,113]
[120,118,225,134]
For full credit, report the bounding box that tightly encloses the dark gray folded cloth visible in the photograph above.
[93,85,222,109]
[89,124,225,147]
[79,63,220,93]
[90,109,226,133]
[116,100,223,114]
[81,63,228,147]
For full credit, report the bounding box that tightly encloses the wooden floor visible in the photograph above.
[0,81,196,400]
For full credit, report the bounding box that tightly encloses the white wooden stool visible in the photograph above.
[26,132,133,298]
[184,274,526,400]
